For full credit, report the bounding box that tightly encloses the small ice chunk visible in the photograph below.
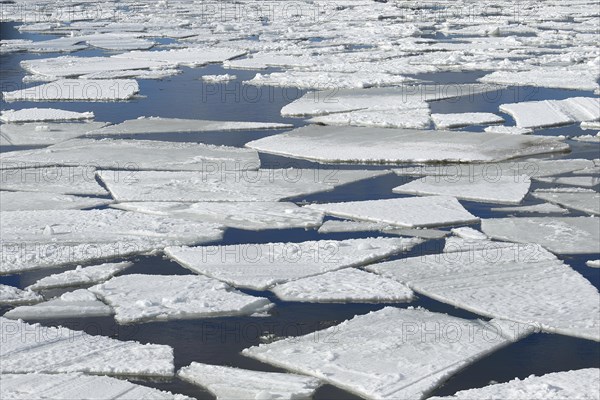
[484,126,533,135]
[480,69,600,92]
[431,113,504,129]
[27,262,133,291]
[0,122,109,146]
[0,284,42,305]
[450,227,488,240]
[586,260,600,268]
[0,191,111,211]
[2,79,139,101]
[571,133,600,143]
[0,108,93,123]
[490,203,568,214]
[113,47,246,67]
[581,121,600,130]
[0,166,108,196]
[201,74,237,82]
[308,107,432,129]
[499,97,600,129]
[532,190,600,215]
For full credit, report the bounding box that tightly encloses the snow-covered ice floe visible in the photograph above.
[499,97,600,129]
[0,191,111,211]
[27,262,133,291]
[479,69,600,92]
[165,237,422,291]
[587,260,600,268]
[305,196,478,228]
[367,244,600,341]
[490,203,568,214]
[481,217,600,255]
[0,108,93,123]
[0,121,109,147]
[0,284,42,305]
[317,220,391,234]
[178,362,321,400]
[245,71,416,90]
[308,107,432,129]
[532,190,600,215]
[0,317,174,376]
[431,113,504,129]
[0,166,108,196]
[98,169,386,202]
[112,47,246,67]
[112,202,324,230]
[429,368,600,400]
[89,274,272,324]
[243,307,533,399]
[201,74,237,83]
[483,126,533,135]
[2,79,139,101]
[245,126,569,164]
[535,176,599,188]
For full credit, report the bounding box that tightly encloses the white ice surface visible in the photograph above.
[572,133,600,143]
[113,47,246,67]
[431,113,504,129]
[0,121,109,146]
[201,74,237,83]
[532,190,600,215]
[535,176,600,188]
[450,227,488,240]
[0,284,42,305]
[587,260,600,268]
[246,71,415,90]
[490,203,568,214]
[499,97,600,129]
[0,191,111,211]
[27,262,133,290]
[484,126,533,135]
[243,307,532,399]
[480,69,600,91]
[317,220,390,234]
[1,108,93,123]
[0,166,108,196]
[2,79,139,101]
[308,107,431,129]
[165,237,422,291]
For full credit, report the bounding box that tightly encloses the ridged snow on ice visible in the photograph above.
[27,262,133,290]
[0,191,111,211]
[0,284,42,305]
[0,121,109,146]
[0,166,108,196]
[499,97,600,129]
[0,108,94,123]
[2,79,139,101]
[431,113,504,129]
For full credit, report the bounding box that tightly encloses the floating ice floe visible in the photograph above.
[587,260,600,268]
[0,373,191,400]
[383,227,450,239]
[112,202,324,230]
[532,190,600,215]
[0,284,42,305]
[0,209,223,274]
[79,68,181,80]
[483,126,533,135]
[367,245,600,341]
[581,121,600,130]
[89,274,273,324]
[305,196,478,228]
[245,126,569,164]
[2,79,139,101]
[178,362,321,400]
[113,47,246,67]
[0,191,111,211]
[98,169,386,202]
[201,74,237,83]
[431,113,504,129]
[481,217,600,254]
[243,307,533,399]
[317,220,390,234]
[271,268,414,303]
[490,203,568,214]
[4,289,113,320]
[0,317,174,376]
[1,139,260,171]
[27,262,133,291]
[572,133,600,143]
[165,237,422,290]
[450,227,488,240]
[0,121,109,147]
[308,107,431,129]
[0,166,108,196]
[393,175,530,204]
[0,108,94,123]
[535,176,600,188]
[499,97,600,129]
[21,56,171,78]
[429,369,600,400]
[479,69,600,92]
[442,236,515,254]
[246,71,416,90]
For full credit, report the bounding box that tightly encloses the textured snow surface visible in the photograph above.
[0,121,109,146]
[0,166,108,195]
[499,97,600,129]
[484,126,533,135]
[27,262,133,290]
[317,220,390,234]
[308,107,432,129]
[0,108,93,123]
[0,284,42,305]
[533,189,600,215]
[178,363,321,400]
[243,307,532,399]
[0,317,174,376]
[480,69,600,91]
[490,203,568,214]
[431,113,504,129]
[246,71,415,90]
[113,47,246,67]
[165,237,422,291]
[0,191,111,211]
[2,79,139,101]
[535,176,600,188]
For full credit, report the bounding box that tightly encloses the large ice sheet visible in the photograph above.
[0,284,42,305]
[499,97,600,129]
[2,79,139,101]
[165,237,422,290]
[113,47,246,67]
[0,121,109,146]
[89,274,273,324]
[27,262,133,290]
[1,108,93,123]
[246,71,415,90]
[245,126,569,164]
[305,196,478,228]
[431,113,504,129]
[480,69,600,91]
[532,190,600,215]
[0,166,108,196]
[0,373,190,400]
[430,369,600,400]
[98,169,387,202]
[308,107,432,129]
[1,139,260,171]
[243,307,532,399]
[178,363,321,400]
[0,191,111,211]
[317,220,390,234]
[481,217,600,254]
[112,202,324,230]
[367,245,600,341]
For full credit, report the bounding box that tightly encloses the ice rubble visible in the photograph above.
[178,363,321,400]
[0,166,108,196]
[367,244,600,341]
[2,79,139,101]
[481,217,600,254]
[243,307,533,399]
[89,274,273,324]
[0,121,109,147]
[0,373,191,400]
[271,268,414,303]
[581,121,600,131]
[245,71,416,90]
[535,176,600,188]
[429,369,600,400]
[490,203,568,214]
[97,169,387,202]
[0,191,111,211]
[0,108,94,123]
[1,139,260,171]
[479,69,600,92]
[431,113,504,129]
[27,262,133,291]
[112,202,324,230]
[201,74,237,83]
[4,289,113,320]
[499,97,600,129]
[245,126,569,164]
[572,133,600,143]
[0,284,42,305]
[165,237,422,291]
[305,196,479,228]
[0,209,224,274]
[0,317,174,376]
[450,227,488,240]
[532,190,600,215]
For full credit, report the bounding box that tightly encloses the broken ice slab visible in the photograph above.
[481,217,600,254]
[305,196,479,228]
[429,369,600,400]
[535,176,600,188]
[97,169,387,202]
[0,166,108,196]
[0,209,224,274]
[1,139,260,171]
[431,112,504,129]
[450,227,488,240]
[178,362,321,400]
[89,274,273,324]
[2,79,139,101]
[271,268,414,303]
[27,262,133,291]
[317,220,391,234]
[4,289,113,320]
[243,307,533,399]
[499,97,600,129]
[112,47,246,67]
[308,107,432,129]
[571,133,600,143]
[382,227,450,239]
[245,71,416,90]
[479,69,600,92]
[587,260,600,268]
[0,373,191,400]
[201,74,237,83]
[111,202,324,231]
[581,121,600,131]
[532,190,600,215]
[245,126,569,164]
[0,284,42,305]
[483,126,533,135]
[165,237,422,291]
[393,175,530,204]
[0,122,109,147]
[0,317,174,376]
[0,191,111,211]
[367,244,600,342]
[0,108,93,123]
[490,203,568,214]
